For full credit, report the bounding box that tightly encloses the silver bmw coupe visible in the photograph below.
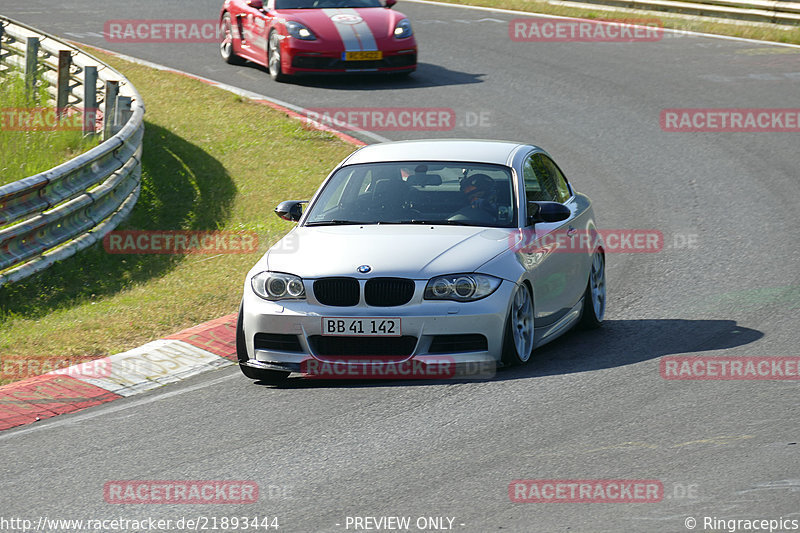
[236,139,605,383]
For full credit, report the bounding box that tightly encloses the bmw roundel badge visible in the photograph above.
[357,265,372,274]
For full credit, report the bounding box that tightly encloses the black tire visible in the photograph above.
[501,283,535,366]
[220,13,244,65]
[268,30,288,82]
[236,302,290,384]
[579,251,606,329]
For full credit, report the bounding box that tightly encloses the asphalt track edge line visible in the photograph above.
[403,0,800,49]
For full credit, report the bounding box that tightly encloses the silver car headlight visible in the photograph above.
[252,272,306,301]
[424,274,501,302]
[393,19,413,39]
[286,21,316,40]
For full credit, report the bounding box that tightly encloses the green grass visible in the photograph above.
[0,50,355,384]
[432,0,800,45]
[0,74,99,186]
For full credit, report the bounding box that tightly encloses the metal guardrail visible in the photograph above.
[0,16,144,288]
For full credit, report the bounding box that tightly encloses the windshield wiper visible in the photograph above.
[305,220,373,226]
[306,219,496,227]
[386,220,491,226]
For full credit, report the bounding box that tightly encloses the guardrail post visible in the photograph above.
[56,50,71,117]
[24,36,39,94]
[0,25,6,75]
[103,80,119,140]
[115,95,133,135]
[83,65,98,135]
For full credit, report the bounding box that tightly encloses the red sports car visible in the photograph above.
[219,0,417,80]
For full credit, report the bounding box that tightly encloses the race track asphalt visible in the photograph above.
[0,1,798,531]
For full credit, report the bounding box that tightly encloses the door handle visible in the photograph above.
[567,226,577,237]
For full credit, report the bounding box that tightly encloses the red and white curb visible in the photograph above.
[0,314,240,431]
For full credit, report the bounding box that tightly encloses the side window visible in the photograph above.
[541,155,572,203]
[523,155,552,202]
[525,153,571,204]
[522,154,558,202]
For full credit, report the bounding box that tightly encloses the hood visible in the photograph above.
[279,7,408,47]
[257,225,513,279]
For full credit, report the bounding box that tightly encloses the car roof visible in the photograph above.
[341,139,539,167]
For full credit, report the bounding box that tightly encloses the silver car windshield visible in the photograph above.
[304,162,517,228]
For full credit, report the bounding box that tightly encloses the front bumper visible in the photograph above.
[281,39,417,75]
[240,279,515,378]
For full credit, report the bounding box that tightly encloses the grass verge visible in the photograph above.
[0,75,100,186]
[0,50,355,385]
[427,0,800,45]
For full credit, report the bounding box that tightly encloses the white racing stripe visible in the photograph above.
[323,8,379,52]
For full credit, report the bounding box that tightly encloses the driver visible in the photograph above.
[449,173,498,224]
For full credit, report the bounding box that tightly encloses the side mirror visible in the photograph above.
[527,201,570,225]
[385,0,397,8]
[247,0,264,9]
[275,200,305,222]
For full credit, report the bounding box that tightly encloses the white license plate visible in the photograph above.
[322,317,401,337]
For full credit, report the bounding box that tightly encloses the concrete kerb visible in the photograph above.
[0,315,240,431]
